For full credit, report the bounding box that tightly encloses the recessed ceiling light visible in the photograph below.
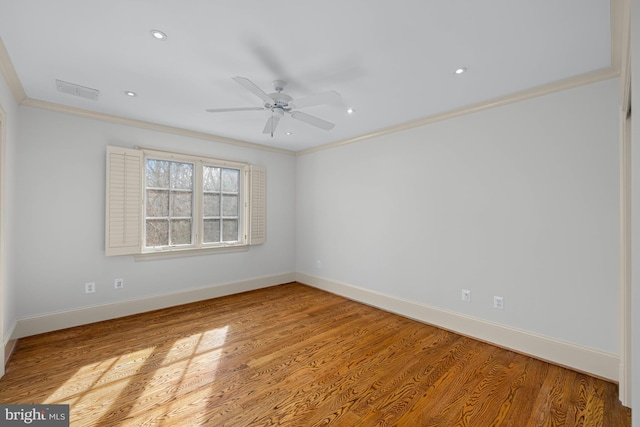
[124,91,137,97]
[150,30,167,40]
[285,132,292,135]
[455,67,467,75]
[347,108,355,114]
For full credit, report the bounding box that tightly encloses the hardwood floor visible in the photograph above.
[0,283,631,426]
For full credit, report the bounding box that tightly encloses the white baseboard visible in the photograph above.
[4,338,16,366]
[12,272,296,340]
[296,273,619,382]
[3,320,17,373]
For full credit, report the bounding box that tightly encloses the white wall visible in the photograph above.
[13,106,296,319]
[0,69,18,347]
[296,78,620,354]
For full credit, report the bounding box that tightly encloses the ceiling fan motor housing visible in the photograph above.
[266,92,292,111]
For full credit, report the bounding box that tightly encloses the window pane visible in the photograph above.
[171,162,193,190]
[222,195,238,216]
[203,219,220,243]
[171,219,192,245]
[204,193,220,217]
[222,169,239,192]
[171,192,192,217]
[222,219,238,242]
[146,190,169,217]
[203,166,220,191]
[146,219,168,246]
[146,160,170,188]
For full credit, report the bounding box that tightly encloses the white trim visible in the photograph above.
[616,0,632,407]
[297,68,619,157]
[296,273,620,382]
[0,37,25,103]
[134,245,249,261]
[21,98,295,156]
[0,106,5,377]
[11,272,295,339]
[619,110,632,406]
[3,320,16,369]
[612,0,624,73]
[3,339,16,368]
[0,36,621,159]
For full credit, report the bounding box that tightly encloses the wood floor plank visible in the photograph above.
[0,283,631,426]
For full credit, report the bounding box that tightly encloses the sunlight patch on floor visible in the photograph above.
[44,347,157,405]
[123,326,229,425]
[40,326,230,425]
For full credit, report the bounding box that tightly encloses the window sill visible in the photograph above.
[134,244,249,261]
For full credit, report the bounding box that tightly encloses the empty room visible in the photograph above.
[0,1,637,426]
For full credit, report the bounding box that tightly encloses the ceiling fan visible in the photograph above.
[206,77,341,137]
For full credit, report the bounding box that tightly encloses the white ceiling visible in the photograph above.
[0,1,613,152]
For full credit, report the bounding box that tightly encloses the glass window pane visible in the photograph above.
[222,195,238,217]
[203,219,220,243]
[204,193,220,217]
[222,219,238,242]
[171,162,193,190]
[171,192,192,217]
[203,166,221,191]
[170,219,192,245]
[146,219,168,246]
[146,160,170,188]
[146,190,169,217]
[222,168,239,192]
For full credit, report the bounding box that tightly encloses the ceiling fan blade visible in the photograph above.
[262,108,284,135]
[206,107,264,113]
[289,111,335,130]
[262,114,281,135]
[232,76,273,104]
[289,91,341,109]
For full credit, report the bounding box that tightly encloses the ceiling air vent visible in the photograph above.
[55,79,99,101]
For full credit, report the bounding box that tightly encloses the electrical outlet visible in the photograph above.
[114,278,124,289]
[85,282,96,294]
[316,260,322,270]
[493,296,504,310]
[461,289,471,302]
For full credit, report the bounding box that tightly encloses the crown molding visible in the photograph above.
[21,98,295,155]
[0,35,293,156]
[300,2,626,157]
[0,37,26,103]
[297,67,619,157]
[1,15,622,158]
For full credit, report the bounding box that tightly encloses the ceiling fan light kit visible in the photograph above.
[206,76,341,137]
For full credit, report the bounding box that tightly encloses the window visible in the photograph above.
[202,166,241,244]
[106,146,265,257]
[145,159,194,247]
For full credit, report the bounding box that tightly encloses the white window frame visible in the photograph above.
[106,146,265,259]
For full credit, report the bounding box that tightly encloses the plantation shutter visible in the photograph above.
[248,165,266,245]
[106,146,143,255]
